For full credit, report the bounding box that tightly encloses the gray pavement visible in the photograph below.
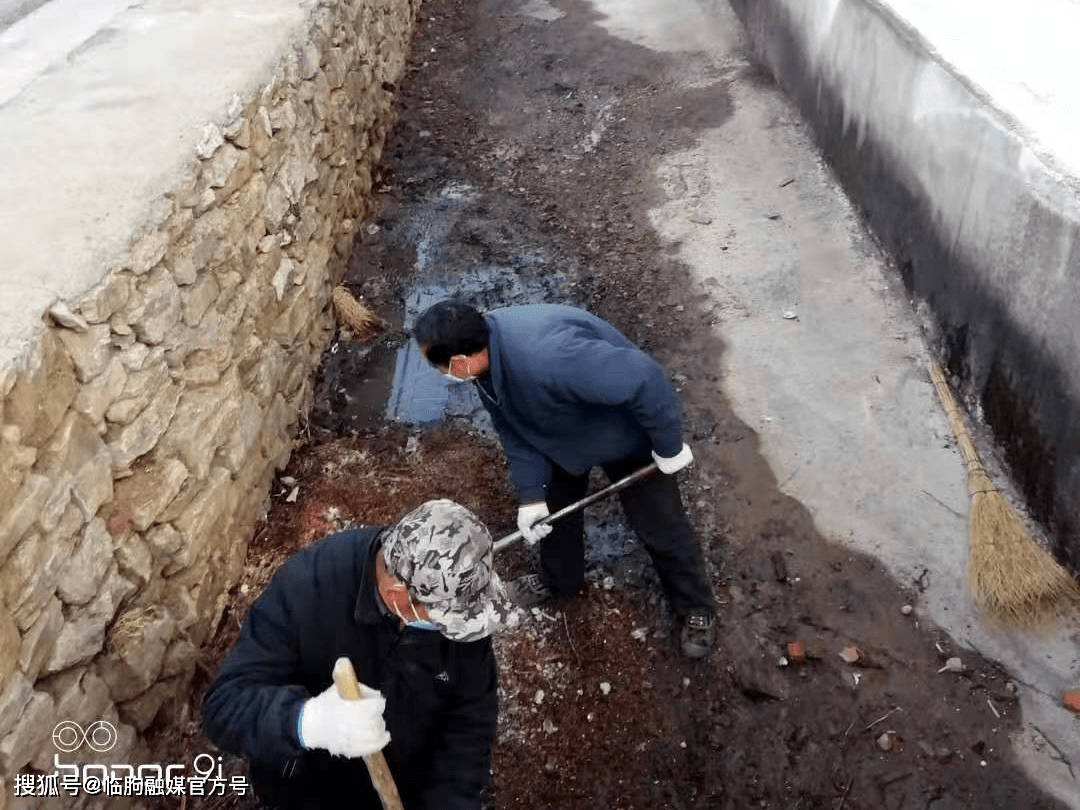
[583,0,1080,805]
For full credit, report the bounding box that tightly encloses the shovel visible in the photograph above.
[332,657,404,810]
[493,462,659,552]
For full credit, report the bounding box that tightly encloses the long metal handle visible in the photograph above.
[332,658,404,810]
[493,462,659,552]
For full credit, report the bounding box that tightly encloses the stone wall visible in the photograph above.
[0,0,420,802]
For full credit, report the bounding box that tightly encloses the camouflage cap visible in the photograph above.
[381,499,517,642]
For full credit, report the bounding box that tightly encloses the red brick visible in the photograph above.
[786,642,806,665]
[1064,690,1080,713]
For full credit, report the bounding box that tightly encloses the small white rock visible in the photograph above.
[196,123,225,159]
[631,627,648,642]
[47,301,89,332]
[599,682,611,695]
[778,657,789,667]
[285,486,299,503]
[782,310,798,320]
[602,576,615,591]
[682,677,690,688]
[534,689,545,705]
[901,604,914,615]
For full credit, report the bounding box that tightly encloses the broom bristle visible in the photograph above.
[332,286,380,339]
[929,363,1080,628]
[967,485,1080,628]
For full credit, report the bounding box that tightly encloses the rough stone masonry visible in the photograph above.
[0,0,420,801]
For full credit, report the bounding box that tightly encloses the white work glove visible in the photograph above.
[652,443,694,474]
[298,683,390,758]
[517,502,552,545]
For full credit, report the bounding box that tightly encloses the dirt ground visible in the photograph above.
[144,0,1075,807]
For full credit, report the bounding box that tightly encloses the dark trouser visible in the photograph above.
[540,453,714,616]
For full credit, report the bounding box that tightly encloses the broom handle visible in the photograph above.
[332,658,404,810]
[928,363,986,472]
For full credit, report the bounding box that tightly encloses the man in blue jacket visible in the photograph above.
[413,301,715,658]
[202,499,514,809]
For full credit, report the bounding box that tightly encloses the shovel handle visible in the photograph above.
[494,462,659,552]
[332,657,404,810]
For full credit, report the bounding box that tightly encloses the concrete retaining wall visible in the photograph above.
[729,0,1080,569]
[0,0,419,800]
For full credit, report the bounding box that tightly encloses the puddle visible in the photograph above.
[383,183,574,426]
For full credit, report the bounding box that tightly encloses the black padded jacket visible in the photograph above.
[202,528,498,810]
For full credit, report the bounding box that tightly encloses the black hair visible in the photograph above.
[412,300,490,366]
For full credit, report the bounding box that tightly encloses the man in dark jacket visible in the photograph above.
[202,499,514,809]
[413,301,715,658]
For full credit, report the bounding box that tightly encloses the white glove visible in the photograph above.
[299,683,390,758]
[517,502,552,545]
[652,443,694,474]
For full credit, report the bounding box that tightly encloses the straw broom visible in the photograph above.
[332,285,381,341]
[928,362,1080,627]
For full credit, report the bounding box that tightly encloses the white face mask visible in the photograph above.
[443,355,478,382]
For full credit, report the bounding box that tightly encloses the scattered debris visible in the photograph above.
[778,177,795,188]
[877,730,899,752]
[782,309,798,320]
[866,707,902,730]
[839,646,861,665]
[938,657,964,674]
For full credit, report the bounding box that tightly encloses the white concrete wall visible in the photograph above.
[730,0,1080,570]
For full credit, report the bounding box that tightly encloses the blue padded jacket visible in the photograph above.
[478,304,683,502]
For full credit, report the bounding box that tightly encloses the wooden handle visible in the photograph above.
[928,362,984,466]
[928,363,993,494]
[332,657,404,810]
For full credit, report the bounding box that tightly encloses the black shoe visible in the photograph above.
[680,610,715,659]
[508,574,553,608]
